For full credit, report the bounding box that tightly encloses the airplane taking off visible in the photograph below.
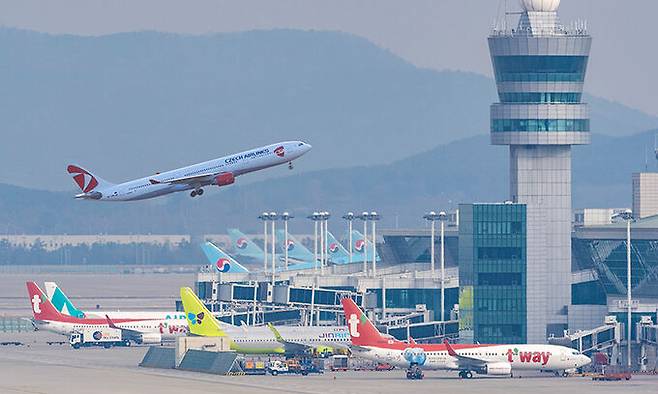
[340,298,590,380]
[67,141,311,201]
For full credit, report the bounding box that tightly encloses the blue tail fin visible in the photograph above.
[44,282,86,318]
[351,230,380,263]
[276,229,315,262]
[201,242,250,273]
[326,231,351,264]
[227,228,266,260]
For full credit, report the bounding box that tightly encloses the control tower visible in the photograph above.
[488,0,591,342]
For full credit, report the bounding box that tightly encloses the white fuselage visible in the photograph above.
[35,318,187,340]
[353,344,590,373]
[74,309,350,350]
[94,141,311,201]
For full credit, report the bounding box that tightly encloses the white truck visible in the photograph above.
[69,328,129,349]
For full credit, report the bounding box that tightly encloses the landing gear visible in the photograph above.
[190,188,204,198]
[406,365,424,380]
[459,370,473,379]
[288,161,293,170]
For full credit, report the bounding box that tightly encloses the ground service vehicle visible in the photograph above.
[69,328,128,349]
[592,366,632,381]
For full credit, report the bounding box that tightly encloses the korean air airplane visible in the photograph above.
[326,231,352,265]
[351,230,381,263]
[275,229,315,262]
[227,228,268,261]
[202,242,316,272]
[67,141,311,201]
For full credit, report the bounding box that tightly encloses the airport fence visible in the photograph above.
[0,316,32,332]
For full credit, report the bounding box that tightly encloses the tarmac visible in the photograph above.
[1,331,657,394]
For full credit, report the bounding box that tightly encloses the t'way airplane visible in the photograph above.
[341,298,590,380]
[67,141,311,201]
[27,282,186,344]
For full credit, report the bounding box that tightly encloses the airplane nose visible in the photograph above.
[581,355,591,366]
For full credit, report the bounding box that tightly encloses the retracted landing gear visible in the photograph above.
[458,370,473,379]
[190,188,204,198]
[406,365,424,380]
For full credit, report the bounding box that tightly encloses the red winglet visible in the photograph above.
[105,314,119,329]
[408,336,417,346]
[444,339,458,357]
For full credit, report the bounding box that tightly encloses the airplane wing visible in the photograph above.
[149,173,216,186]
[443,339,488,369]
[267,323,313,355]
[105,314,144,339]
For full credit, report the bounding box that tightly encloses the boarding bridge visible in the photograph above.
[549,315,621,363]
[383,320,459,343]
[638,316,658,372]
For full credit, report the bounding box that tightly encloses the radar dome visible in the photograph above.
[520,0,560,12]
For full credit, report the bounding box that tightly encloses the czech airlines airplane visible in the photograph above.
[180,287,350,355]
[67,141,311,201]
[27,282,186,344]
[341,298,590,380]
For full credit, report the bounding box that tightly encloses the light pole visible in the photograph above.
[360,212,369,275]
[423,211,439,277]
[342,212,355,264]
[281,212,293,270]
[269,211,278,285]
[258,212,270,272]
[438,211,447,322]
[370,211,380,277]
[317,211,330,274]
[621,209,633,369]
[324,212,331,269]
[308,212,320,273]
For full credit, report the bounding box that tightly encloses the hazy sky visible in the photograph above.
[1,0,656,116]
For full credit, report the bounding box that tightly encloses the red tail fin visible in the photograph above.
[341,297,384,346]
[67,165,100,192]
[443,339,458,357]
[26,281,64,321]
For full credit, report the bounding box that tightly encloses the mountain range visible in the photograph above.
[1,28,657,192]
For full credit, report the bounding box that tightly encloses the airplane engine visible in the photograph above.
[484,362,512,376]
[215,173,235,187]
[137,332,162,344]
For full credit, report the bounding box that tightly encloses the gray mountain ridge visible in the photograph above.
[1,28,657,191]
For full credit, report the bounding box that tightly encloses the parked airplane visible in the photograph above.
[326,231,353,265]
[67,141,311,201]
[181,287,350,355]
[44,281,187,321]
[44,281,347,352]
[201,242,317,272]
[341,298,590,380]
[27,282,186,344]
[275,229,315,262]
[351,230,380,262]
[227,228,268,261]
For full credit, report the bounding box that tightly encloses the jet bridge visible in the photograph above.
[549,315,622,364]
[638,316,658,372]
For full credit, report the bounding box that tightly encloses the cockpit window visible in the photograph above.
[298,143,304,146]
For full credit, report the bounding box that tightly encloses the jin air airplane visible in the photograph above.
[67,141,311,201]
[180,287,350,355]
[341,298,590,380]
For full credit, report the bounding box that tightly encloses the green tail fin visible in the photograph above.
[180,287,226,337]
